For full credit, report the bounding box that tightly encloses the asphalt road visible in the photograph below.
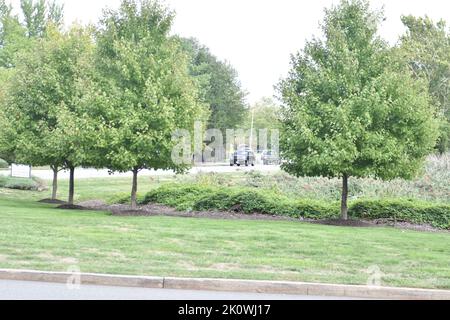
[0,280,353,300]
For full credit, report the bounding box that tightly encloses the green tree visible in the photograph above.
[278,0,439,220]
[94,0,206,208]
[0,0,66,199]
[398,15,450,153]
[0,0,64,69]
[20,0,64,38]
[3,26,96,203]
[180,37,248,132]
[0,1,26,161]
[0,0,28,68]
[0,96,15,163]
[248,97,281,132]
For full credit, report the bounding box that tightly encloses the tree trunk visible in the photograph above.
[131,168,139,209]
[341,174,349,220]
[51,166,58,200]
[68,166,75,205]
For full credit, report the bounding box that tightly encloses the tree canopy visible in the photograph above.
[247,97,281,132]
[0,0,64,68]
[3,25,96,203]
[398,15,450,153]
[93,0,207,207]
[20,0,64,38]
[180,37,248,132]
[278,0,439,219]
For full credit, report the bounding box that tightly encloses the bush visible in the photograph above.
[139,184,450,229]
[107,192,146,205]
[0,158,8,169]
[144,184,217,211]
[349,199,450,229]
[0,175,47,191]
[142,184,337,219]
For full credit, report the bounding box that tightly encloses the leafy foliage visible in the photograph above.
[0,102,16,162]
[94,0,205,173]
[350,199,450,229]
[137,183,450,229]
[0,175,46,191]
[142,183,337,218]
[0,0,64,69]
[279,0,438,180]
[0,0,27,68]
[4,26,96,170]
[0,157,8,168]
[180,37,248,131]
[247,97,281,132]
[92,0,207,207]
[168,153,450,204]
[2,25,97,203]
[277,0,439,218]
[20,0,64,38]
[398,15,450,153]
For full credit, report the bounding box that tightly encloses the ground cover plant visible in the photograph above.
[138,183,450,229]
[174,153,450,204]
[0,175,46,191]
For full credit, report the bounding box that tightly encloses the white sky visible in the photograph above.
[8,0,450,104]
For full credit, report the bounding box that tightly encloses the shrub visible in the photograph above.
[107,192,146,205]
[349,199,450,229]
[142,184,337,219]
[143,184,218,211]
[171,154,450,203]
[194,190,236,211]
[0,158,8,169]
[0,175,47,191]
[139,183,450,229]
[294,200,337,219]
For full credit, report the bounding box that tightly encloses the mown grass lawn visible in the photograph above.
[0,187,449,290]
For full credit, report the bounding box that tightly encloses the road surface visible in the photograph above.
[1,165,281,180]
[0,280,354,300]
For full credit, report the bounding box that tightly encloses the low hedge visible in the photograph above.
[107,192,146,205]
[0,175,47,191]
[143,184,220,211]
[138,184,450,229]
[349,199,450,230]
[142,184,337,219]
[0,158,8,169]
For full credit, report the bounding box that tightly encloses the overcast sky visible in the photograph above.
[8,0,450,104]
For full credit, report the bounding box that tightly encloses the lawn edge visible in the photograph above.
[0,269,449,300]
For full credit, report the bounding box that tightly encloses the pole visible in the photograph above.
[249,108,255,150]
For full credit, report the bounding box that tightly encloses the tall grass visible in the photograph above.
[176,153,450,203]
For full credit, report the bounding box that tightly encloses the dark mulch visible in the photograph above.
[57,199,447,232]
[56,204,88,210]
[39,199,67,205]
[310,219,376,228]
[110,203,298,221]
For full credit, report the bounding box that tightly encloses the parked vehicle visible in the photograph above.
[261,150,280,165]
[230,145,256,167]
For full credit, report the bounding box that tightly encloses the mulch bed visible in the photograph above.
[55,200,447,233]
[56,204,89,210]
[38,199,67,205]
[309,219,376,228]
[76,201,301,221]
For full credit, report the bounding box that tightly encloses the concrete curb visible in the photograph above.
[1,269,449,300]
[0,269,163,289]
